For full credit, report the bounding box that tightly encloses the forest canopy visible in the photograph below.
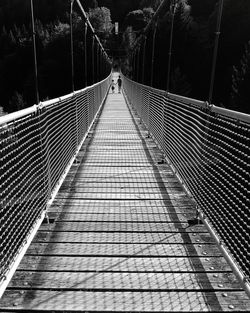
[0,0,250,114]
[121,0,250,113]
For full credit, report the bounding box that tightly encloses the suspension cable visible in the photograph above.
[92,35,95,84]
[131,0,171,50]
[70,0,75,92]
[70,0,111,91]
[136,47,140,82]
[208,0,224,104]
[30,0,39,104]
[128,0,171,85]
[150,19,158,87]
[142,36,147,83]
[166,0,178,92]
[84,21,88,87]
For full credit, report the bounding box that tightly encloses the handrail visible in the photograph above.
[0,105,38,126]
[0,75,111,126]
[211,106,250,123]
[122,74,250,120]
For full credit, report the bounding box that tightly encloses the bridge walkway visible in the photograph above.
[1,87,250,311]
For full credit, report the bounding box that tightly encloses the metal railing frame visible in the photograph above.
[0,74,111,298]
[122,74,250,298]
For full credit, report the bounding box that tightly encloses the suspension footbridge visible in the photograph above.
[1,0,250,311]
[0,72,250,311]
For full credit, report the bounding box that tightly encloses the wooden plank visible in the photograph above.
[18,255,232,273]
[48,206,196,215]
[9,272,242,290]
[56,185,187,193]
[1,290,249,311]
[45,211,190,221]
[71,165,173,172]
[55,193,188,201]
[33,231,214,244]
[60,182,184,189]
[39,221,207,233]
[42,213,195,223]
[25,242,222,257]
[41,221,207,233]
[50,199,196,210]
[62,177,179,184]
[61,180,181,186]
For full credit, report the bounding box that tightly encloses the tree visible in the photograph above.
[125,10,146,30]
[112,0,141,26]
[88,7,113,39]
[123,26,137,49]
[207,0,250,106]
[188,0,217,18]
[0,26,17,57]
[90,0,98,8]
[140,0,155,9]
[8,91,26,111]
[231,41,250,113]
[209,0,250,63]
[171,67,191,96]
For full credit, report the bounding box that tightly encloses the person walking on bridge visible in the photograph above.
[111,79,115,93]
[117,75,122,93]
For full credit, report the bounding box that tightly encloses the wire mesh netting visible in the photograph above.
[123,75,250,282]
[0,75,111,283]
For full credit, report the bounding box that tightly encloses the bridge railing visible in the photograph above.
[122,74,250,291]
[0,74,111,295]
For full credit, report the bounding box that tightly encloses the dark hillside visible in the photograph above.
[0,0,250,113]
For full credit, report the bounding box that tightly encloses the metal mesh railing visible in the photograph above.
[0,74,111,283]
[122,74,250,283]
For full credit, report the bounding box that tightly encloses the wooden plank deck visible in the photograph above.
[1,85,250,312]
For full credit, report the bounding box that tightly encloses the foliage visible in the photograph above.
[188,0,218,18]
[171,67,191,96]
[125,8,154,30]
[0,0,69,29]
[88,7,113,38]
[8,91,26,111]
[122,0,250,112]
[125,10,146,30]
[231,41,250,113]
[1,0,250,113]
[122,26,137,51]
[0,2,112,113]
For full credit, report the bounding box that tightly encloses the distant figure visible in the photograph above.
[111,79,115,93]
[117,76,122,93]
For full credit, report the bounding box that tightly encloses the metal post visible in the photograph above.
[133,51,137,80]
[208,0,224,105]
[84,21,88,87]
[132,51,136,80]
[133,50,137,81]
[103,54,107,76]
[142,36,147,84]
[96,44,100,81]
[136,47,140,82]
[70,0,75,92]
[99,49,103,80]
[166,1,177,93]
[30,0,39,104]
[129,52,132,79]
[150,19,158,87]
[92,35,95,84]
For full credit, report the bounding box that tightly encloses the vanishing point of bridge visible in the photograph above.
[0,72,250,312]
